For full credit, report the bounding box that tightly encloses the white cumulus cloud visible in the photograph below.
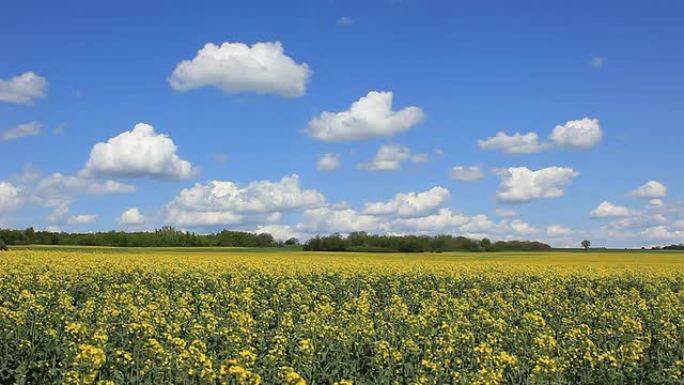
[590,201,635,218]
[305,91,424,141]
[509,219,539,235]
[255,224,302,241]
[549,118,602,149]
[0,181,22,212]
[298,207,387,234]
[362,186,449,217]
[83,123,195,180]
[0,72,48,104]
[479,117,602,154]
[1,121,42,142]
[316,153,341,171]
[118,208,145,225]
[495,167,579,203]
[495,208,518,217]
[547,224,573,236]
[169,41,310,97]
[67,214,97,225]
[478,132,549,154]
[629,180,667,199]
[166,174,326,227]
[359,144,424,171]
[391,208,474,232]
[450,165,484,182]
[641,226,684,241]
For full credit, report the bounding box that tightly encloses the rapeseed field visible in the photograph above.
[1,248,683,384]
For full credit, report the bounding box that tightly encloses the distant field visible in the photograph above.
[7,244,684,271]
[2,247,684,384]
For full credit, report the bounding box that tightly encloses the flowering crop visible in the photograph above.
[1,248,684,384]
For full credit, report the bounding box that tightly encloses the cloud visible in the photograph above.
[495,208,518,217]
[592,56,605,69]
[0,165,135,226]
[298,207,387,234]
[166,174,326,227]
[495,167,579,203]
[83,123,195,180]
[317,153,341,171]
[46,203,70,224]
[0,181,22,212]
[214,154,229,164]
[411,153,429,163]
[159,177,556,243]
[451,165,484,182]
[254,224,301,241]
[3,165,134,212]
[359,144,425,171]
[478,132,549,154]
[0,72,47,104]
[169,41,310,97]
[547,224,573,236]
[362,186,449,217]
[509,219,539,235]
[289,187,528,240]
[641,226,684,241]
[118,208,145,225]
[293,193,538,240]
[305,91,425,141]
[648,198,664,208]
[479,118,602,154]
[605,213,668,230]
[629,181,667,199]
[35,173,134,200]
[1,121,42,142]
[548,118,602,149]
[391,208,474,232]
[166,210,243,227]
[67,214,97,225]
[337,16,354,26]
[590,201,635,218]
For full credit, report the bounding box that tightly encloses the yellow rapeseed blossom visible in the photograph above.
[1,248,683,384]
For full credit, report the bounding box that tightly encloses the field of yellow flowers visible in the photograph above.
[1,247,684,384]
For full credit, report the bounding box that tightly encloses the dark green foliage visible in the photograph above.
[0,227,552,252]
[581,240,591,250]
[480,238,493,251]
[663,244,684,250]
[284,237,299,246]
[303,232,551,252]
[0,227,277,248]
[0,239,7,251]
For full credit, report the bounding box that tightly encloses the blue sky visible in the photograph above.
[1,0,683,247]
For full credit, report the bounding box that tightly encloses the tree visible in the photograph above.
[480,238,493,251]
[284,238,299,246]
[581,240,591,250]
[0,239,7,251]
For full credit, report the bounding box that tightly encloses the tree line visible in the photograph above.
[651,244,684,250]
[303,232,551,252]
[0,227,553,252]
[0,226,281,248]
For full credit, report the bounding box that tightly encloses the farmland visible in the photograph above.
[1,247,684,384]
